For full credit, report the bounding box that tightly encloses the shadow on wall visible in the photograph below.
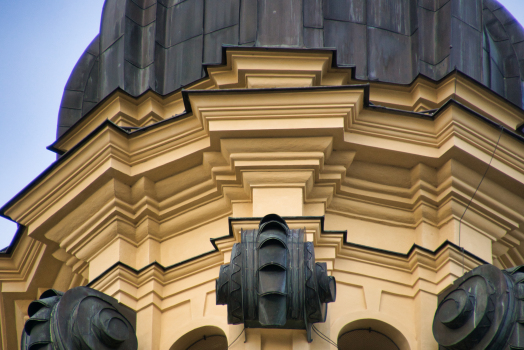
[338,319,408,350]
[170,325,227,350]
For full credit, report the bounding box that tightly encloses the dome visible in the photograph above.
[57,0,524,138]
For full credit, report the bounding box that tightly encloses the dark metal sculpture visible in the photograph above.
[21,287,138,350]
[433,264,524,350]
[216,214,336,342]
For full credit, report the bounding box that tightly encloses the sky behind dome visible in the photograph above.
[0,0,523,249]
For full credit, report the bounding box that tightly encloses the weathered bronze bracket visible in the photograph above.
[433,264,524,350]
[216,214,336,342]
[21,287,138,350]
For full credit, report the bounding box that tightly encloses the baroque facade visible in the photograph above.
[3,0,524,349]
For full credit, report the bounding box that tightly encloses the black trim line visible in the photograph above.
[85,216,487,286]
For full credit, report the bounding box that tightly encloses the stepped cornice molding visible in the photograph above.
[87,217,485,315]
[2,82,524,280]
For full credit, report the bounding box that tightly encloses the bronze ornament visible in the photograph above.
[216,214,336,342]
[433,264,524,350]
[21,287,138,350]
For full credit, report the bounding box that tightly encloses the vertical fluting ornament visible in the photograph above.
[216,214,336,342]
[433,264,524,349]
[21,287,138,350]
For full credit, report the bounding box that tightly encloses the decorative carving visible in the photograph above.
[433,264,524,350]
[216,214,336,342]
[21,287,138,350]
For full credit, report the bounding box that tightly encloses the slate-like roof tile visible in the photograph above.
[204,0,240,34]
[323,0,366,24]
[417,3,451,66]
[304,0,323,28]
[124,18,156,68]
[304,27,324,48]
[126,0,157,26]
[239,0,257,44]
[367,27,415,83]
[324,20,367,79]
[257,0,303,46]
[204,25,239,63]
[450,17,483,82]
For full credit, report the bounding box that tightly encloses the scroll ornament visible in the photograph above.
[21,287,138,350]
[433,264,524,350]
[216,214,336,342]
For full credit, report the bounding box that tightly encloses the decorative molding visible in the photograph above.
[1,49,524,349]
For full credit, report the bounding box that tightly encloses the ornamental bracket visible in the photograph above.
[433,264,524,350]
[216,214,336,342]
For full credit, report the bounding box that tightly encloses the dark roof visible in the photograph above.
[57,0,524,138]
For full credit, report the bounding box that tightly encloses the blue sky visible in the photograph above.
[0,1,523,249]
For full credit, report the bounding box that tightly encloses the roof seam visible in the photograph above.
[129,0,157,10]
[155,32,203,50]
[419,54,451,67]
[100,33,125,55]
[417,0,451,13]
[451,14,482,33]
[204,23,239,36]
[124,14,156,28]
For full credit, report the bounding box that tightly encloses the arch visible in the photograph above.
[330,312,416,350]
[337,319,410,350]
[170,326,227,350]
[160,316,232,350]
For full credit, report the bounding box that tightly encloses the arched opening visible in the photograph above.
[170,326,227,350]
[337,319,410,350]
[338,329,399,350]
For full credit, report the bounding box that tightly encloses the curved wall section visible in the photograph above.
[57,0,524,138]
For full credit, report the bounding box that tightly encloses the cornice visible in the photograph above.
[87,216,486,312]
[2,87,524,274]
[7,97,524,229]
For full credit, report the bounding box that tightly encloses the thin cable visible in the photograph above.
[458,126,504,275]
[313,327,337,348]
[313,327,336,346]
[313,325,339,348]
[314,327,338,348]
[227,328,245,349]
[312,325,334,346]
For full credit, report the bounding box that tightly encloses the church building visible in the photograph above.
[3,0,524,349]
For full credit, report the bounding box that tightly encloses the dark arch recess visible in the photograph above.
[337,319,410,350]
[338,328,400,350]
[170,326,227,350]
